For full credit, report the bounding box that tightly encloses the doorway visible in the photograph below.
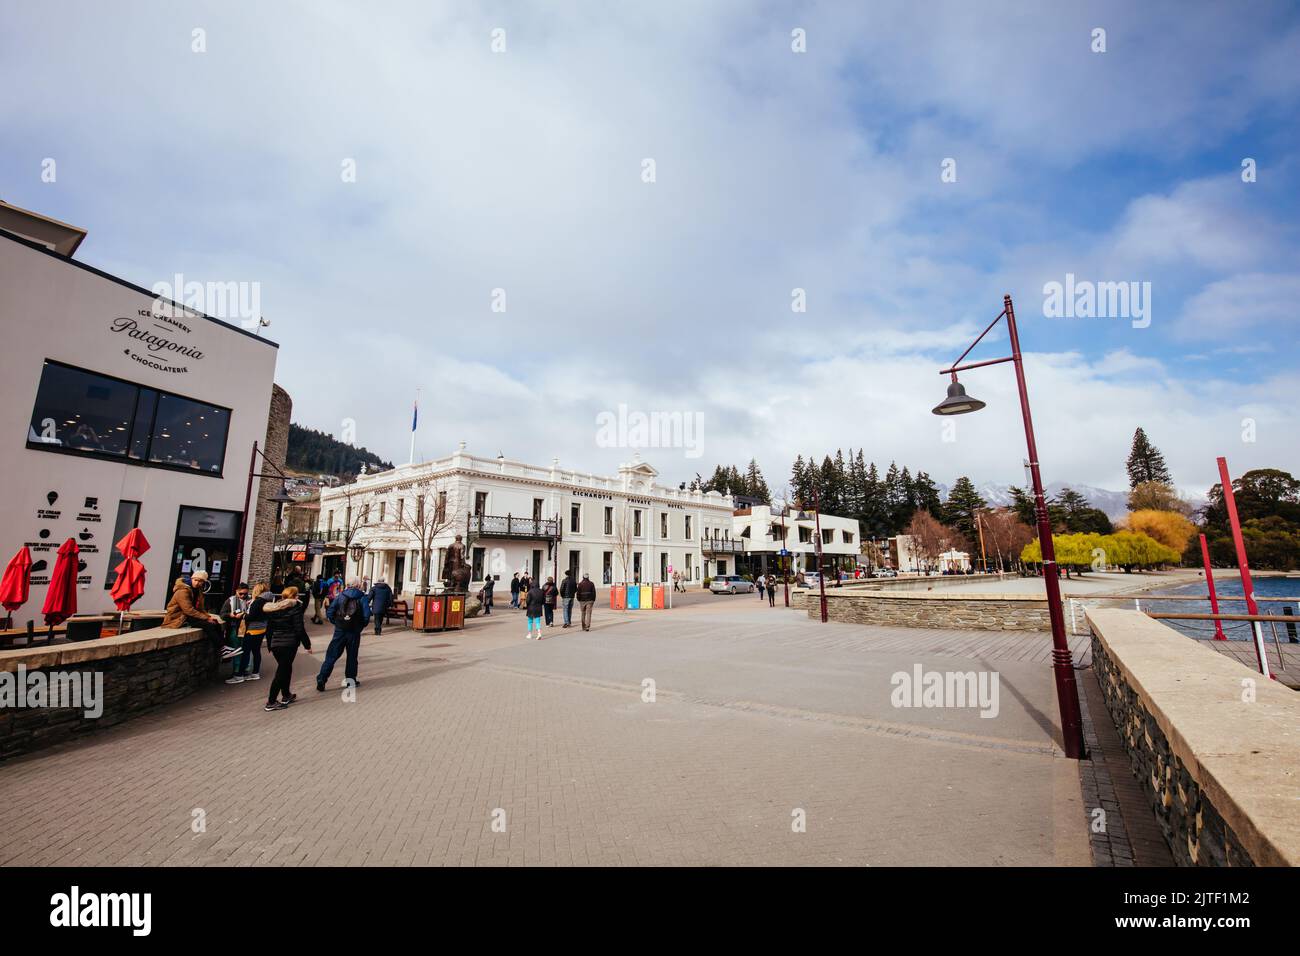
[171,506,241,612]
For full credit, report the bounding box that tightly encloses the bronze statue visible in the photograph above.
[443,534,470,592]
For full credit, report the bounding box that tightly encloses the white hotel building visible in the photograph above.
[316,446,738,595]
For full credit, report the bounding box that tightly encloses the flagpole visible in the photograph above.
[409,388,420,466]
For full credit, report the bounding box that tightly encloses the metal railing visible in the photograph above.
[469,513,560,539]
[701,537,744,554]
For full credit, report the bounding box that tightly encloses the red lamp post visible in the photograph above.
[933,294,1086,759]
[810,485,828,623]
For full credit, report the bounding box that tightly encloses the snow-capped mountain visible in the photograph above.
[935,481,1204,521]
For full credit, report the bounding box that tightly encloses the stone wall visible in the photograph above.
[0,627,217,761]
[248,383,293,585]
[808,591,1051,631]
[1087,607,1299,867]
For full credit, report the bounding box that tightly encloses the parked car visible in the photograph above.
[873,568,898,578]
[801,571,823,589]
[709,575,755,594]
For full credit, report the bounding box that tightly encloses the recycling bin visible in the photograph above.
[651,584,665,609]
[444,594,465,630]
[413,593,445,632]
[611,584,626,610]
[638,585,652,609]
[626,584,640,609]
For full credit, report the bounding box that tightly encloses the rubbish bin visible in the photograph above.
[611,584,626,610]
[651,584,665,609]
[444,594,465,630]
[413,593,445,632]
[626,584,640,609]
[638,585,652,609]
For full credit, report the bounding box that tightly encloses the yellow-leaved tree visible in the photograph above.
[1123,509,1196,555]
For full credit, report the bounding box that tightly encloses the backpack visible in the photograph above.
[339,593,363,627]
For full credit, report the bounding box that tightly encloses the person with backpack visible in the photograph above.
[542,576,558,627]
[765,572,777,607]
[368,577,393,635]
[317,577,371,691]
[558,569,577,628]
[263,585,311,711]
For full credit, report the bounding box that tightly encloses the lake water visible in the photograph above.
[1150,575,1300,643]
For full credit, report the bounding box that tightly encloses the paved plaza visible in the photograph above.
[0,597,1093,866]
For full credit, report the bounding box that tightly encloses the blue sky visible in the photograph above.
[1,0,1296,497]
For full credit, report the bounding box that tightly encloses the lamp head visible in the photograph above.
[932,379,986,416]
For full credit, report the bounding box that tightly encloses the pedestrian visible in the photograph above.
[262,585,310,711]
[524,579,545,640]
[163,570,239,658]
[672,571,681,593]
[559,568,577,628]
[311,573,328,624]
[317,577,371,691]
[327,572,343,602]
[757,574,765,601]
[509,572,521,609]
[576,572,596,631]
[542,576,558,626]
[766,572,777,607]
[221,582,251,684]
[480,574,495,615]
[368,577,393,635]
[237,582,270,681]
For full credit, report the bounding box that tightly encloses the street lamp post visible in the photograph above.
[780,506,790,607]
[810,485,828,623]
[231,440,295,590]
[932,294,1086,759]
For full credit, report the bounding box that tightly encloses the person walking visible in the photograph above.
[368,577,393,635]
[542,576,558,627]
[756,573,765,602]
[221,583,251,683]
[317,577,371,691]
[237,582,270,681]
[524,579,545,640]
[310,573,328,624]
[480,574,495,615]
[559,569,577,628]
[262,586,310,711]
[509,572,521,609]
[765,572,777,607]
[576,572,596,631]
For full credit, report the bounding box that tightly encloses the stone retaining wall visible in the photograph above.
[0,627,217,761]
[807,591,1051,631]
[1087,607,1298,866]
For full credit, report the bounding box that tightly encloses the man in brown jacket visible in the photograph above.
[164,570,240,658]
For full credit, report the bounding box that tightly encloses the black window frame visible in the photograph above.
[27,358,233,479]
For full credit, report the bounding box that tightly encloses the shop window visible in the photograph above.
[103,500,141,589]
[28,359,230,475]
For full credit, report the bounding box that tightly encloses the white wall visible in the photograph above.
[0,232,279,615]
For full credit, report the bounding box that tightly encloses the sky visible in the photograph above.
[2,0,1297,499]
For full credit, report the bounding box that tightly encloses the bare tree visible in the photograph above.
[982,508,1035,571]
[611,505,638,590]
[377,477,462,593]
[904,511,949,572]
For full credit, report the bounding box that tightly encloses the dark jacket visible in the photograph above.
[542,582,558,607]
[482,578,495,598]
[524,586,545,616]
[327,587,371,631]
[509,576,520,596]
[559,575,577,600]
[264,597,311,651]
[576,579,597,601]
[368,582,393,616]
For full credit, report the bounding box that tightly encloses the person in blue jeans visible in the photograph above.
[317,577,371,691]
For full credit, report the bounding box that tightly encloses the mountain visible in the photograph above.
[936,481,1204,521]
[286,423,394,479]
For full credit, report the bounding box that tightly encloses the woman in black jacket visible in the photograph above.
[262,585,311,711]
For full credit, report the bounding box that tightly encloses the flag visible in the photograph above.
[411,397,418,432]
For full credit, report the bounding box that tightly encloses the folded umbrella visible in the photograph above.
[1,546,32,626]
[42,538,79,627]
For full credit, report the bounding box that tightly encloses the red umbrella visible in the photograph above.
[42,537,79,626]
[1,546,32,625]
[110,528,151,612]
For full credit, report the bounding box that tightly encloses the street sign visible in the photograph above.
[779,548,789,557]
[308,541,326,556]
[667,565,673,574]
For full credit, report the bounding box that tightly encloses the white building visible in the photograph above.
[316,447,735,595]
[727,505,860,578]
[0,200,282,616]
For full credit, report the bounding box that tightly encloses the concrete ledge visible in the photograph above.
[1087,607,1299,867]
[808,590,1050,631]
[0,626,205,672]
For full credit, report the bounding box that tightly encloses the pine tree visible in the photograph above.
[912,471,943,519]
[745,459,770,502]
[791,456,808,506]
[1126,427,1173,488]
[943,476,987,542]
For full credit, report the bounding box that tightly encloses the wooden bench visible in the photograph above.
[386,600,411,626]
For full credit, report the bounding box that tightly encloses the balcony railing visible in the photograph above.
[701,537,745,554]
[301,529,348,543]
[469,513,560,539]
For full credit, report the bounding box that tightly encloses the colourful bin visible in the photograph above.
[627,584,641,609]
[413,594,445,631]
[651,584,665,609]
[444,594,465,630]
[638,585,652,609]
[611,584,626,610]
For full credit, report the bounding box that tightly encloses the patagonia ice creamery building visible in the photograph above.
[0,200,281,618]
